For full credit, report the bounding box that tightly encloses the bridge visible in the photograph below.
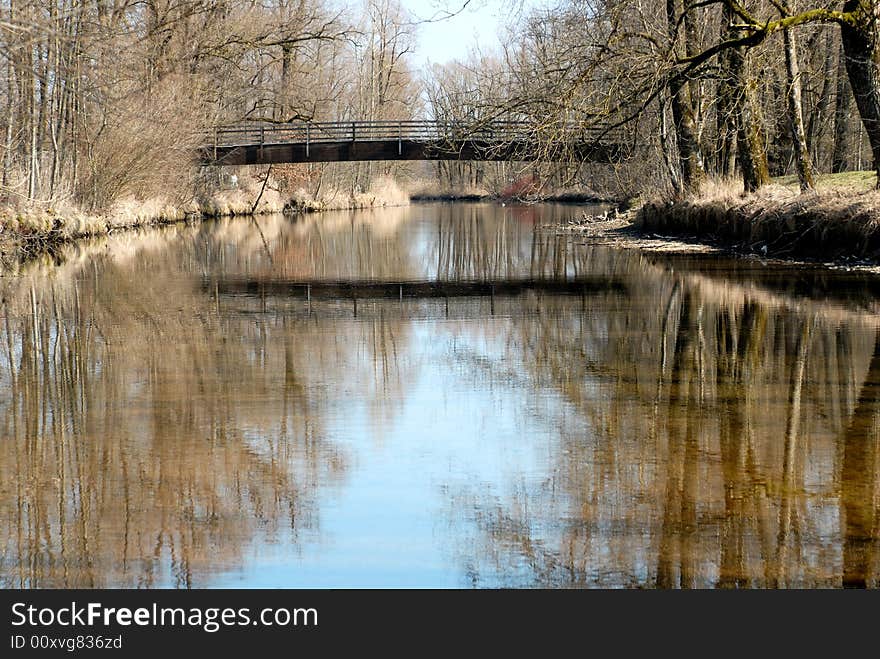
[201,120,626,166]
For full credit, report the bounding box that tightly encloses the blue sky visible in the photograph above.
[404,0,542,68]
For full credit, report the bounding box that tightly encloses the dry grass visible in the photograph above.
[0,170,420,259]
[285,175,411,212]
[1,197,197,241]
[687,176,794,204]
[636,172,880,261]
[107,198,197,225]
[775,170,876,194]
[1,181,276,257]
[200,173,286,217]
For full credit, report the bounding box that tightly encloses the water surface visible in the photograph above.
[1,203,878,588]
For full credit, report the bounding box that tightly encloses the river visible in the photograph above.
[1,202,878,588]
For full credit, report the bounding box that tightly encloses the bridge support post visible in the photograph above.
[398,121,402,155]
[306,124,310,158]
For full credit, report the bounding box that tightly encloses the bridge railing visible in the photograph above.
[208,120,616,148]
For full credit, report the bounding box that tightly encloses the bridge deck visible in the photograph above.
[201,120,626,165]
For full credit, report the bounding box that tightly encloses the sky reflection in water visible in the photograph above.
[1,203,878,588]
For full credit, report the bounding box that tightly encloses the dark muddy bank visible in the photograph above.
[636,195,880,262]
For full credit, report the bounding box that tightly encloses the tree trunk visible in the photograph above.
[840,0,880,184]
[728,38,770,192]
[659,93,683,193]
[683,2,704,143]
[716,45,738,177]
[665,0,705,193]
[3,38,13,192]
[720,4,770,192]
[783,27,815,191]
[280,44,292,121]
[832,43,854,173]
[806,31,836,169]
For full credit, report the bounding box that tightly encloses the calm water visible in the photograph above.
[1,203,879,588]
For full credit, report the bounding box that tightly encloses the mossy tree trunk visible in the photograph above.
[840,0,880,186]
[716,43,738,178]
[727,27,770,193]
[665,0,706,194]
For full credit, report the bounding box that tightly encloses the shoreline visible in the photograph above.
[409,191,615,204]
[631,186,880,267]
[7,182,880,273]
[0,198,412,263]
[0,189,616,262]
[550,210,880,273]
[1,208,259,262]
[548,174,880,270]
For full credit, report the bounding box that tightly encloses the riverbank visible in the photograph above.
[0,201,199,260]
[1,176,617,260]
[0,175,410,260]
[410,191,613,204]
[408,180,614,204]
[633,173,880,263]
[546,172,880,266]
[10,172,880,267]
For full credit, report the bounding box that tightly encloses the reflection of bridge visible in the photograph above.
[201,121,626,166]
[206,276,626,299]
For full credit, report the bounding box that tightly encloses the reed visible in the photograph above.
[285,175,411,213]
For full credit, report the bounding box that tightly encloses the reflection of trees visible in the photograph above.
[0,203,618,588]
[189,203,624,288]
[0,220,413,587]
[222,208,880,588]
[436,205,529,281]
[434,203,618,282]
[446,259,880,588]
[0,267,342,587]
[841,331,880,587]
[262,208,417,281]
[4,204,878,588]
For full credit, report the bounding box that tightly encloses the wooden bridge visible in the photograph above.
[201,120,626,166]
